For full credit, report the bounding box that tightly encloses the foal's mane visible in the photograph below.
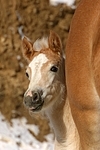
[33,37,48,51]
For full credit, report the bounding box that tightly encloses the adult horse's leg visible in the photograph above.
[66,0,100,149]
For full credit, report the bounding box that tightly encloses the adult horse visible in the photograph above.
[66,0,100,149]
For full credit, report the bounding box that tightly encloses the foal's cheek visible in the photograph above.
[46,74,55,87]
[46,95,53,102]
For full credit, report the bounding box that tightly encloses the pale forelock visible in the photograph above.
[33,37,48,51]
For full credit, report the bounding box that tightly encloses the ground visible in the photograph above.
[0,0,80,142]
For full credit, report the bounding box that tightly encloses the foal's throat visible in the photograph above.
[48,97,67,142]
[46,96,80,149]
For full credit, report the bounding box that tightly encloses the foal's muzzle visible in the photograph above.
[24,90,44,112]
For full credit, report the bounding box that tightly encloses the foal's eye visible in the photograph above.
[50,66,58,72]
[25,72,29,78]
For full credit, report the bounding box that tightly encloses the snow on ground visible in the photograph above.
[50,0,75,6]
[0,113,54,150]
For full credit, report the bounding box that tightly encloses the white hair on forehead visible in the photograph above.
[33,37,49,51]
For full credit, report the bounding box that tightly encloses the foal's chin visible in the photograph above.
[29,101,44,113]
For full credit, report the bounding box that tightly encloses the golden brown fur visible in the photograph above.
[66,0,100,149]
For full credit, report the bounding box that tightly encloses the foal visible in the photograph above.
[22,31,79,150]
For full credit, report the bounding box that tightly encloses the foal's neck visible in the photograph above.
[46,96,80,150]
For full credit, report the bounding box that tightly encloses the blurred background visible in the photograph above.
[0,0,80,149]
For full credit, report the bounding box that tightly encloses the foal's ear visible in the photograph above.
[48,30,62,54]
[22,36,34,61]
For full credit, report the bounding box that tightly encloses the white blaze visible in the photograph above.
[29,53,48,88]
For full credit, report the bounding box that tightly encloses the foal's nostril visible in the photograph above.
[33,92,39,101]
[32,90,43,103]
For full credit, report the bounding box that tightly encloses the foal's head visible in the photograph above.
[22,31,65,113]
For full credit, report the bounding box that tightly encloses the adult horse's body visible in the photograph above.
[22,31,79,150]
[66,0,100,149]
